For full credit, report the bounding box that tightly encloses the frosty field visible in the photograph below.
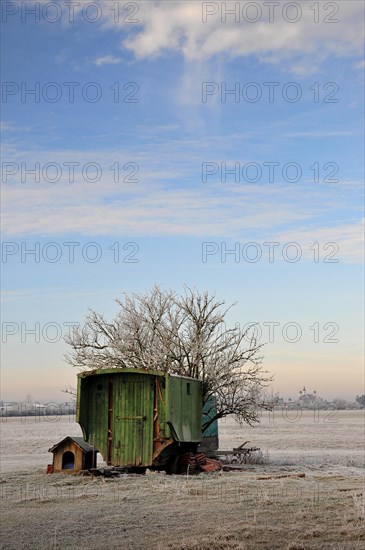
[1,411,364,549]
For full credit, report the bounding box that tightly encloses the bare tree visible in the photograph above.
[65,286,273,429]
[61,385,77,401]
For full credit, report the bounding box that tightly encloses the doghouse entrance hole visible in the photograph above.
[62,451,75,469]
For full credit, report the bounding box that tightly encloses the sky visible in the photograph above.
[1,0,364,402]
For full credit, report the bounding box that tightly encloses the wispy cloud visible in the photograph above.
[1,128,362,261]
[1,288,111,303]
[273,219,364,264]
[1,179,308,236]
[354,60,365,69]
[282,130,358,138]
[1,122,17,131]
[2,155,363,263]
[94,55,123,66]
[1,121,31,133]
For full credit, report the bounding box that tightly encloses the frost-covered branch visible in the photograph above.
[65,285,273,426]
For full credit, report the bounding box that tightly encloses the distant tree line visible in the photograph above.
[356,394,365,407]
[0,401,76,417]
[1,394,363,418]
[272,393,365,410]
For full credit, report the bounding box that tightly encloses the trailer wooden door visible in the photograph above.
[110,373,154,467]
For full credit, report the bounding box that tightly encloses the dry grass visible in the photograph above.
[0,412,364,549]
[1,468,364,549]
[352,491,365,519]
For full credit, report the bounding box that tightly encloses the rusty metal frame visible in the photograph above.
[107,376,113,465]
[152,376,174,461]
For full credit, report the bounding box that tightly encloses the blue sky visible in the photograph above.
[1,0,364,402]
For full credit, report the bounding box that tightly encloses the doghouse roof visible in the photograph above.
[49,436,96,454]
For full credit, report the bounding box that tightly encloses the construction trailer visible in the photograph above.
[76,368,217,471]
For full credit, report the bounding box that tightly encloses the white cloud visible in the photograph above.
[286,61,320,77]
[22,1,363,75]
[111,1,364,72]
[94,55,123,66]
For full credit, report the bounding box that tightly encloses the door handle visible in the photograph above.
[116,415,146,420]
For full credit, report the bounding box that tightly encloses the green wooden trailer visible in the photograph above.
[76,368,209,470]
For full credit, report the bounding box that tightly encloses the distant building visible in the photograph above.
[297,386,323,405]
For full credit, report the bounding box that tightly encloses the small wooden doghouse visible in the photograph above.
[49,436,96,473]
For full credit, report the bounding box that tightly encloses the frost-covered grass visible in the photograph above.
[218,410,365,471]
[0,410,364,473]
[258,450,364,469]
[1,410,364,550]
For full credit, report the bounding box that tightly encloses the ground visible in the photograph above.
[0,411,364,549]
